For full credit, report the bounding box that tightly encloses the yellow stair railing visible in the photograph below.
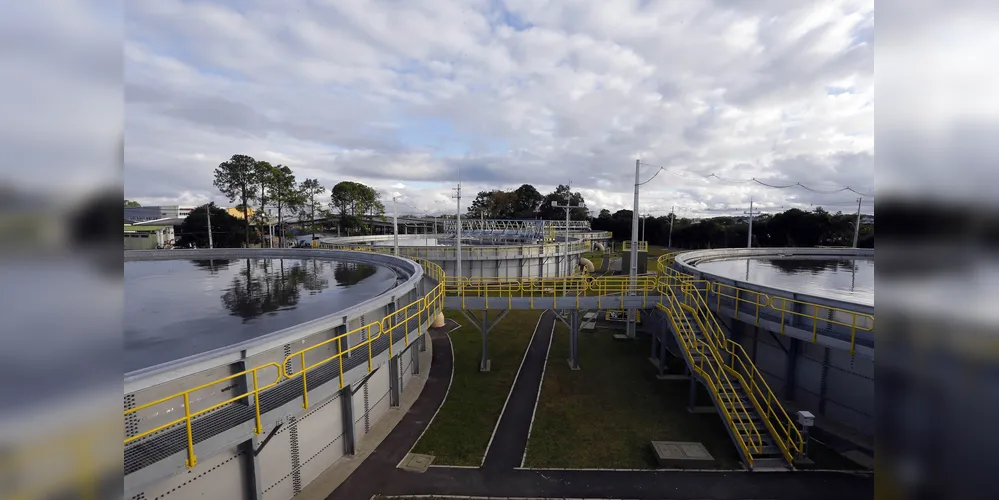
[656,282,765,466]
[657,252,804,466]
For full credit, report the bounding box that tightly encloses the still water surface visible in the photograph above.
[124,258,396,373]
[694,258,874,306]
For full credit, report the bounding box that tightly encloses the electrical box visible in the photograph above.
[797,410,815,427]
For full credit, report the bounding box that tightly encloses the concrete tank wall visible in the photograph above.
[723,317,874,442]
[123,249,433,500]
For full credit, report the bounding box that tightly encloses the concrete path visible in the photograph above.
[324,312,874,500]
[481,310,556,470]
[323,321,456,500]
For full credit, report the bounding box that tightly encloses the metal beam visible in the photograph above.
[340,385,355,456]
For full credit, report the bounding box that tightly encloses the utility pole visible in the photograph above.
[392,195,400,256]
[640,213,646,242]
[552,194,585,280]
[744,198,757,248]
[853,197,862,248]
[627,158,641,340]
[452,180,463,278]
[667,205,675,249]
[205,203,214,249]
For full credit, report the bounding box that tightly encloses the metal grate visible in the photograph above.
[125,394,139,439]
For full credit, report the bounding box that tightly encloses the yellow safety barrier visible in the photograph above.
[767,296,874,354]
[656,251,805,465]
[125,256,446,471]
[621,240,649,251]
[656,288,763,466]
[123,244,872,474]
[124,362,284,468]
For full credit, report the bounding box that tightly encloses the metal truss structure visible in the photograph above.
[439,219,592,244]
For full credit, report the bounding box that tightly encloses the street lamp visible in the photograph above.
[391,194,400,256]
[551,199,586,279]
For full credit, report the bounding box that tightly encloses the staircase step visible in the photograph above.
[751,457,791,470]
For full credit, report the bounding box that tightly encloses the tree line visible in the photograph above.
[204,153,386,248]
[591,207,874,249]
[466,184,588,220]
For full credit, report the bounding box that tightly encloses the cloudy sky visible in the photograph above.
[123,0,874,218]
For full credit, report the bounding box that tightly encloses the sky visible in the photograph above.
[123,0,874,218]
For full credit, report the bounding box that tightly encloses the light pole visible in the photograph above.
[744,198,758,248]
[392,194,400,256]
[452,182,463,278]
[551,199,586,279]
[667,206,675,249]
[626,159,641,339]
[205,203,214,249]
[852,197,862,248]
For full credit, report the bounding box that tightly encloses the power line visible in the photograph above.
[638,161,874,197]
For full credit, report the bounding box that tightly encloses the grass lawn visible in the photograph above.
[524,326,742,469]
[411,309,542,465]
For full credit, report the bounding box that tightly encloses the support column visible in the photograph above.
[688,374,698,411]
[420,331,427,352]
[784,337,800,402]
[480,310,491,372]
[658,319,668,377]
[340,385,356,456]
[625,307,637,339]
[240,437,264,500]
[389,355,400,407]
[412,339,421,375]
[567,309,580,370]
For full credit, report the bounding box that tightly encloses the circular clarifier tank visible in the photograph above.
[692,254,874,306]
[124,256,399,373]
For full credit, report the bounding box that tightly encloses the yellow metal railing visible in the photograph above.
[123,362,284,468]
[124,257,446,469]
[443,275,659,310]
[621,240,649,251]
[656,286,763,466]
[657,252,804,465]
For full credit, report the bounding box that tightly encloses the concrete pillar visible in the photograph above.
[480,310,491,372]
[658,318,668,377]
[412,340,421,375]
[626,308,637,339]
[389,355,400,407]
[240,437,264,500]
[568,309,580,370]
[784,337,800,402]
[688,375,698,410]
[340,385,355,456]
[420,331,427,352]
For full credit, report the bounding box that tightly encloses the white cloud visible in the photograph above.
[124,0,874,218]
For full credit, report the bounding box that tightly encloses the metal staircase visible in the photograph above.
[656,258,805,470]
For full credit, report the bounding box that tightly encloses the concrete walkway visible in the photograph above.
[481,310,556,470]
[324,313,874,500]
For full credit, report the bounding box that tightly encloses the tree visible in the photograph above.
[299,178,326,242]
[598,209,611,219]
[176,203,249,248]
[213,154,258,247]
[124,199,141,207]
[252,160,274,245]
[512,184,544,218]
[269,165,302,248]
[467,190,517,218]
[330,181,383,235]
[539,184,587,220]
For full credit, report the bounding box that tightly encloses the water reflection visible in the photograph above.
[695,258,874,306]
[217,259,376,321]
[124,258,393,372]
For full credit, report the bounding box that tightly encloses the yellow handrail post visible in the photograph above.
[338,338,344,388]
[252,370,262,434]
[183,393,196,468]
[300,352,310,409]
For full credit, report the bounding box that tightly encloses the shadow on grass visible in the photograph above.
[411,310,542,466]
